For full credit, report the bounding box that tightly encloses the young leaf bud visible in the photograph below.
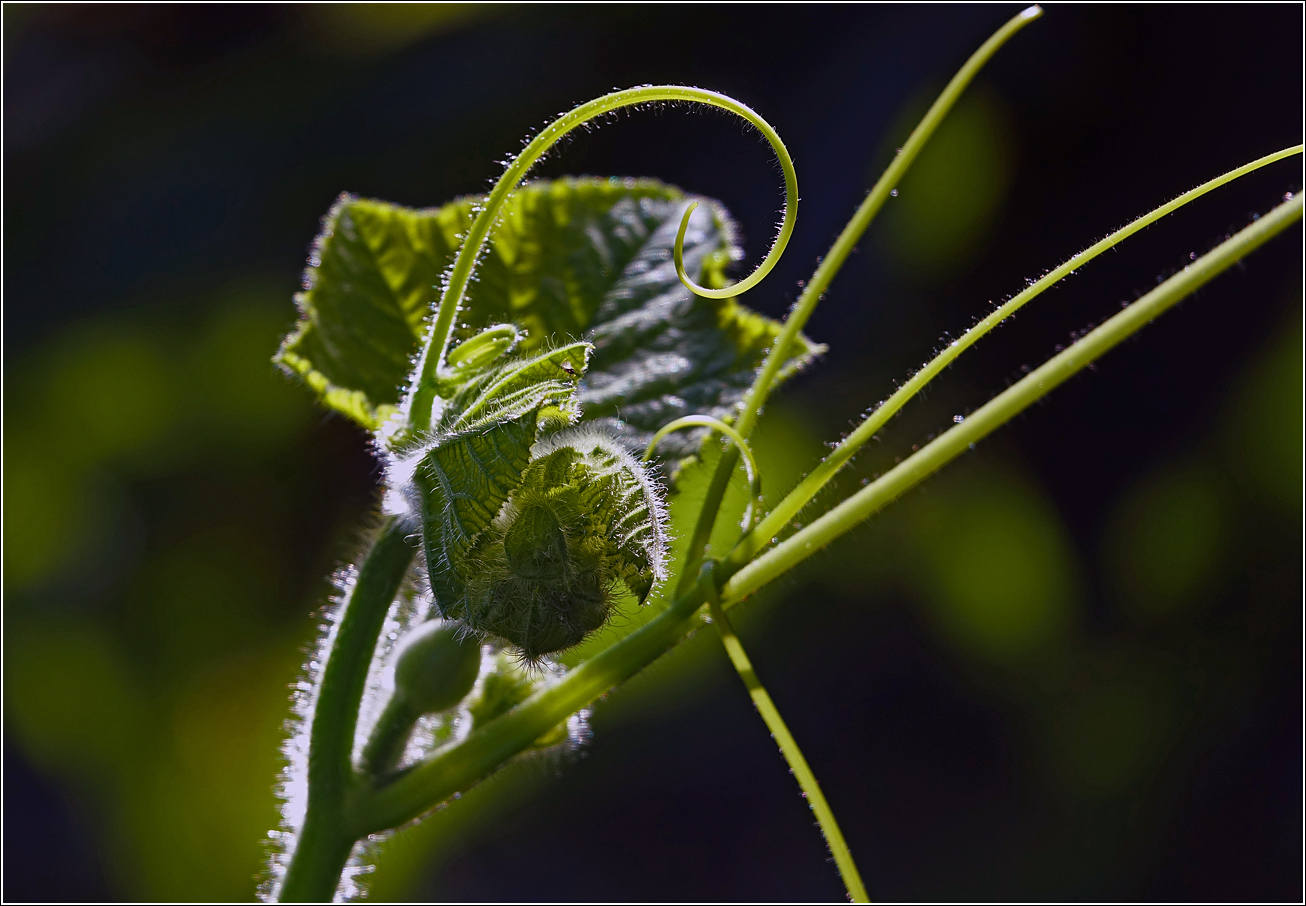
[395,339,666,660]
[362,619,483,777]
[443,430,669,660]
[447,324,521,372]
[392,619,483,715]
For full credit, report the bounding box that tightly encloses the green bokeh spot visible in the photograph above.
[906,463,1079,662]
[1104,465,1225,621]
[876,86,1015,281]
[1057,676,1167,794]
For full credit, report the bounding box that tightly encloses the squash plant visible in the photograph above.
[264,8,1301,901]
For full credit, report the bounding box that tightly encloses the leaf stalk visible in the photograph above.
[723,193,1304,593]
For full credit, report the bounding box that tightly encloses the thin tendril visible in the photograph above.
[406,87,798,434]
[726,143,1304,567]
[719,193,1304,602]
[644,415,762,530]
[697,561,870,903]
[671,5,1045,595]
[672,197,796,300]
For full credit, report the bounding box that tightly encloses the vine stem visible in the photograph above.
[728,144,1304,565]
[277,517,417,903]
[673,5,1043,595]
[698,562,869,903]
[407,85,798,434]
[350,190,1300,843]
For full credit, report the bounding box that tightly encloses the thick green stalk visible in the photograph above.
[730,144,1304,565]
[407,86,798,433]
[349,192,1300,843]
[699,563,869,903]
[724,193,1304,595]
[278,517,417,902]
[674,5,1044,593]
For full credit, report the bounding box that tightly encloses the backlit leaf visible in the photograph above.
[276,178,820,442]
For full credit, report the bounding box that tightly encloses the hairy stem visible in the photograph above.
[278,517,416,902]
[699,563,869,903]
[674,5,1044,594]
[348,191,1300,844]
[730,144,1304,565]
[408,86,798,433]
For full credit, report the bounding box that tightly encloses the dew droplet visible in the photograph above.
[953,415,965,424]
[890,188,899,197]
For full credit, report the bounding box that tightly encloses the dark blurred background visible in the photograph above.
[3,3,1301,901]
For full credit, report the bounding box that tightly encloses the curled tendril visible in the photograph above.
[408,86,798,433]
[644,415,762,531]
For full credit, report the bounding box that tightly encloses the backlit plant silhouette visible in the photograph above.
[264,8,1301,901]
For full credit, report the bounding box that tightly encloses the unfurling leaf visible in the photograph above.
[387,336,667,659]
[412,430,668,660]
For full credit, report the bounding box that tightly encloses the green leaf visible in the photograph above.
[435,428,668,659]
[276,178,820,439]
